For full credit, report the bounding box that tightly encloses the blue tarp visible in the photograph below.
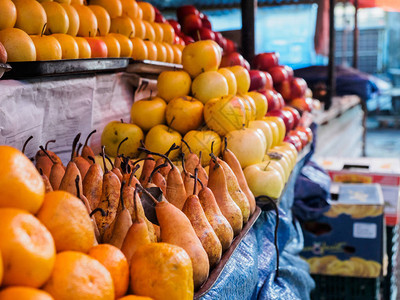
[200,148,315,300]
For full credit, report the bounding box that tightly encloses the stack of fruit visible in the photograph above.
[107,40,313,199]
[166,5,237,54]
[0,0,183,63]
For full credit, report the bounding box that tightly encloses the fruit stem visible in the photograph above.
[120,181,126,210]
[193,168,198,195]
[104,154,115,168]
[39,146,56,164]
[90,207,106,217]
[39,168,43,175]
[22,136,33,154]
[181,138,192,153]
[77,143,83,157]
[121,119,124,123]
[45,139,56,151]
[133,187,139,223]
[190,173,204,189]
[131,156,155,167]
[117,137,128,157]
[198,151,202,166]
[181,152,187,175]
[137,146,174,168]
[264,160,271,171]
[148,162,168,183]
[223,137,228,153]
[41,23,47,37]
[101,145,109,173]
[71,133,81,161]
[211,140,215,154]
[136,183,159,205]
[131,164,141,176]
[167,116,175,133]
[87,156,95,164]
[209,152,220,168]
[84,130,96,148]
[128,169,136,186]
[75,175,81,198]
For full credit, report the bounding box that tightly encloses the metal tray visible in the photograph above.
[194,205,262,298]
[0,63,11,79]
[127,59,182,75]
[1,58,130,79]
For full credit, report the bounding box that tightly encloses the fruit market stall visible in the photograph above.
[0,0,329,298]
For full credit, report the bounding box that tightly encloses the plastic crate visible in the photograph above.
[382,225,398,300]
[311,275,381,300]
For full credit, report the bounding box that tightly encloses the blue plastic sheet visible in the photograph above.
[200,148,315,300]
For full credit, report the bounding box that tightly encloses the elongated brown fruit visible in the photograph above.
[121,187,151,265]
[83,157,103,209]
[73,142,91,179]
[139,184,209,289]
[181,140,208,187]
[35,140,63,177]
[39,146,65,190]
[108,182,133,249]
[182,170,222,268]
[94,146,121,237]
[139,153,156,186]
[223,147,256,214]
[198,186,233,252]
[218,159,250,224]
[182,155,200,198]
[81,130,97,163]
[90,208,105,243]
[39,169,53,193]
[114,137,128,170]
[208,155,243,236]
[165,160,187,210]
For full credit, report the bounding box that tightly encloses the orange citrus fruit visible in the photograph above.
[0,249,3,285]
[88,244,129,298]
[0,145,44,213]
[43,251,114,300]
[0,208,55,287]
[118,296,153,300]
[130,243,193,300]
[0,286,54,300]
[36,191,96,253]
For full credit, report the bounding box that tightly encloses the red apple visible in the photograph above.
[290,129,308,147]
[214,31,226,49]
[220,52,246,68]
[202,18,212,30]
[284,134,302,151]
[259,89,279,112]
[290,77,308,99]
[168,19,182,33]
[296,126,313,143]
[275,92,285,110]
[252,52,279,70]
[177,5,199,22]
[267,109,294,132]
[181,35,195,45]
[192,27,215,41]
[249,70,267,91]
[154,7,166,23]
[85,37,107,58]
[289,97,313,113]
[263,71,273,90]
[283,65,294,79]
[268,65,289,85]
[224,39,237,53]
[276,80,291,101]
[282,106,301,128]
[243,59,250,71]
[181,14,202,35]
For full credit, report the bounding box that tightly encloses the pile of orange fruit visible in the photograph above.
[0,145,193,300]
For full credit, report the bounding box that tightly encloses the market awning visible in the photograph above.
[347,0,400,11]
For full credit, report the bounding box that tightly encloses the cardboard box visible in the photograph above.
[301,184,385,278]
[316,157,400,226]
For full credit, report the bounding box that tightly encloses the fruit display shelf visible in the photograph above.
[1,58,130,79]
[194,206,262,298]
[127,59,182,76]
[0,62,11,79]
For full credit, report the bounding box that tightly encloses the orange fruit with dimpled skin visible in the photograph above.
[41,2,69,34]
[137,1,154,22]
[108,33,132,57]
[52,33,79,59]
[88,5,111,36]
[13,0,47,35]
[160,23,174,44]
[131,18,145,39]
[163,42,174,63]
[89,0,122,18]
[121,0,139,19]
[36,191,96,253]
[157,70,191,102]
[0,28,36,62]
[154,41,167,62]
[0,287,54,300]
[88,244,129,299]
[74,36,91,58]
[130,243,194,300]
[72,4,98,37]
[143,20,155,41]
[0,208,56,287]
[130,37,147,60]
[96,35,120,57]
[0,146,44,213]
[110,16,135,38]
[151,22,163,42]
[43,251,114,300]
[60,4,79,36]
[0,0,17,30]
[144,40,157,61]
[171,44,182,64]
[31,35,62,61]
